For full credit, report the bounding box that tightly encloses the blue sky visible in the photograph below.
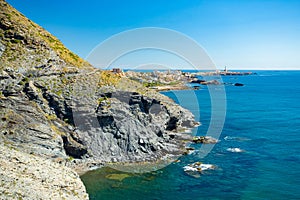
[7,0,300,69]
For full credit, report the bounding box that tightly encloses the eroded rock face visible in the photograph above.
[73,91,196,164]
[0,96,66,159]
[0,71,85,160]
[0,145,88,200]
[0,69,198,172]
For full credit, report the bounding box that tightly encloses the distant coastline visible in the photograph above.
[112,68,253,91]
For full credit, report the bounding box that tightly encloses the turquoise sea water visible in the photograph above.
[81,71,300,200]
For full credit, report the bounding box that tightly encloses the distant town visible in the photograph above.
[109,67,253,91]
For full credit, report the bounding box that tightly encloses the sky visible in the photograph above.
[6,0,300,70]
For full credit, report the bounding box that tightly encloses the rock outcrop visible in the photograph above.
[0,67,198,195]
[73,90,196,165]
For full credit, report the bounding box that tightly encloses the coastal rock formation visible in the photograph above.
[0,56,197,173]
[0,0,199,198]
[73,90,196,165]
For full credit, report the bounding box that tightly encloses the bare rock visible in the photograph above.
[0,145,89,200]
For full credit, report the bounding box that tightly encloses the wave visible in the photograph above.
[183,162,215,172]
[226,148,245,153]
[224,136,251,141]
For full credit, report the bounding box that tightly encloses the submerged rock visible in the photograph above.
[105,173,131,181]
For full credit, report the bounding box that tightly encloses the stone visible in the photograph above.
[192,136,218,144]
[234,83,244,86]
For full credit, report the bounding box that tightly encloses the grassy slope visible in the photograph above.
[0,0,92,70]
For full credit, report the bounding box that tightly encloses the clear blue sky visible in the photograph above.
[6,0,300,69]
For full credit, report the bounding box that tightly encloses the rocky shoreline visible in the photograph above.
[0,1,201,198]
[0,67,199,198]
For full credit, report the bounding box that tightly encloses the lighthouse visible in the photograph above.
[224,66,228,72]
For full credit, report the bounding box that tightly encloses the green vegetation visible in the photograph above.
[98,71,121,86]
[11,38,21,44]
[97,97,107,104]
[67,156,74,162]
[143,81,163,88]
[18,77,29,86]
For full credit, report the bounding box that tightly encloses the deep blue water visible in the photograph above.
[81,71,300,200]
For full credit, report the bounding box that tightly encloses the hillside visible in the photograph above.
[0,0,92,73]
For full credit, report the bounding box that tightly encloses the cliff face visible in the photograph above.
[0,68,197,171]
[0,0,198,198]
[68,75,197,171]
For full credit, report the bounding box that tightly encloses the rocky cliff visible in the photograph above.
[0,0,198,199]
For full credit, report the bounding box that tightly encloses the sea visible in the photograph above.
[81,70,300,200]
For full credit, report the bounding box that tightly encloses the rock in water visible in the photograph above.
[192,136,219,144]
[183,162,216,178]
[200,80,220,85]
[234,83,244,86]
